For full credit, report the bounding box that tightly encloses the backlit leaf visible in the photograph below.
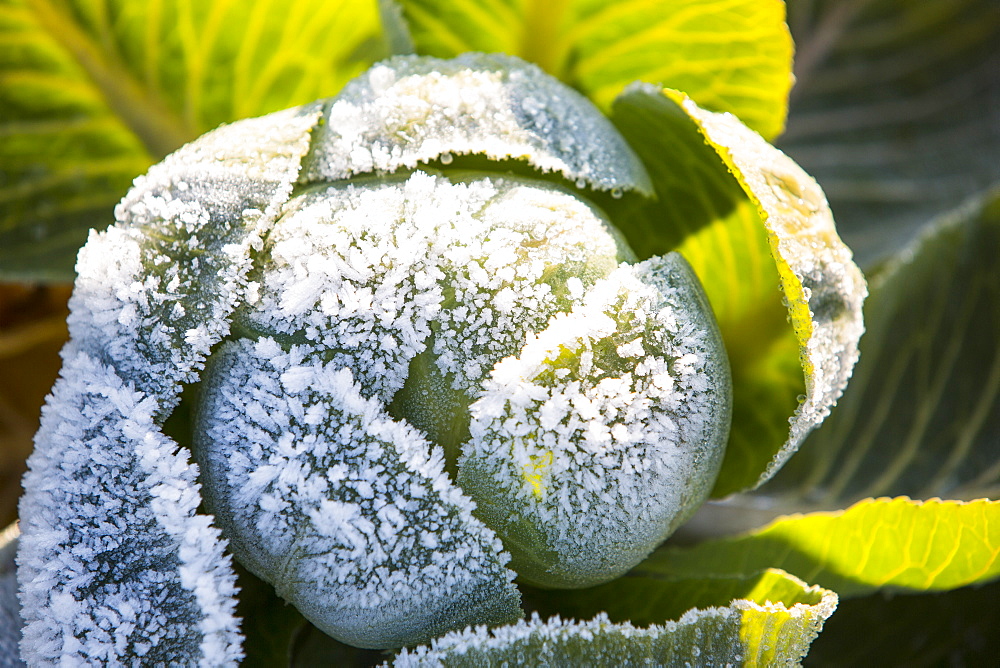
[645,497,1000,598]
[388,0,793,139]
[0,0,384,281]
[608,86,865,495]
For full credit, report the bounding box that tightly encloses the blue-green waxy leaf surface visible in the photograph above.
[459,252,730,589]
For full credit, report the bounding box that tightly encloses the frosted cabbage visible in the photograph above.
[17,54,732,659]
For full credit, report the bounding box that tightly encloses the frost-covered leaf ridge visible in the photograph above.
[194,337,521,649]
[389,591,836,668]
[301,53,653,195]
[17,351,241,665]
[68,104,322,413]
[17,99,323,666]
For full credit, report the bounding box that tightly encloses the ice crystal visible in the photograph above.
[236,171,628,398]
[17,352,241,665]
[389,611,744,667]
[301,53,653,195]
[69,104,322,412]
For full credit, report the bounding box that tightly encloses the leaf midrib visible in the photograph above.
[521,0,572,77]
[26,0,196,159]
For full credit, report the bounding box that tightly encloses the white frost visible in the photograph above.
[17,351,241,666]
[195,339,521,649]
[460,256,731,587]
[302,53,653,196]
[239,171,625,398]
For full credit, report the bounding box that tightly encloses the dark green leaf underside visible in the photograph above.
[804,579,1000,668]
[780,0,1000,267]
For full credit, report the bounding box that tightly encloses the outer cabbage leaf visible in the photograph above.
[528,567,830,630]
[642,497,1000,598]
[195,338,522,649]
[390,571,837,667]
[767,189,1000,506]
[608,86,866,495]
[299,53,652,196]
[16,100,321,666]
[17,350,243,664]
[460,254,730,588]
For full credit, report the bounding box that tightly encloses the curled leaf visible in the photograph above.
[17,352,241,665]
[16,102,322,665]
[768,189,1000,505]
[671,89,866,487]
[301,53,653,195]
[609,85,866,494]
[390,574,837,668]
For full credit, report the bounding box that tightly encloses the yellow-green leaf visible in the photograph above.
[387,0,793,139]
[608,85,866,495]
[645,497,1000,597]
[0,0,384,281]
[529,567,833,632]
[392,570,837,666]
